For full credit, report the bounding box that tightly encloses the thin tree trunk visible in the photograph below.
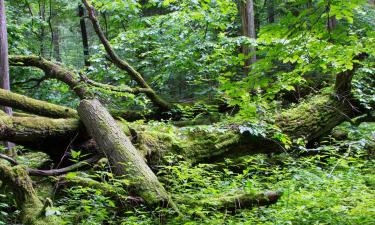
[267,0,275,23]
[38,0,47,57]
[49,0,61,62]
[0,0,15,151]
[78,4,90,67]
[239,0,257,71]
[52,27,61,61]
[0,0,11,115]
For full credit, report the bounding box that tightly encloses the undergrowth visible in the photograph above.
[1,123,374,225]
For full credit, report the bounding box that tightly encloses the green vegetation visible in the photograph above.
[0,0,374,224]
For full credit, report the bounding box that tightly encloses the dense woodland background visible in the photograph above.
[0,0,374,224]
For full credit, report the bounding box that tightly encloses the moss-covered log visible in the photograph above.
[0,88,78,118]
[176,191,282,211]
[78,99,176,209]
[0,113,86,160]
[0,161,62,225]
[0,92,366,165]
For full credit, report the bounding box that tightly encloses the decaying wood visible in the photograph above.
[177,191,282,211]
[9,55,175,209]
[0,88,78,118]
[78,99,176,208]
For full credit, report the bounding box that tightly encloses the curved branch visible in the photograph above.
[9,55,89,99]
[27,155,100,176]
[0,153,18,165]
[81,0,171,110]
[80,73,154,94]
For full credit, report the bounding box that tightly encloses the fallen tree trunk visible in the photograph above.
[9,55,176,209]
[0,112,84,161]
[177,191,282,211]
[0,91,366,166]
[78,99,175,208]
[0,88,78,118]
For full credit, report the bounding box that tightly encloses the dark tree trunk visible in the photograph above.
[38,0,47,57]
[52,27,61,61]
[78,4,90,67]
[239,0,257,71]
[0,0,11,115]
[0,0,15,151]
[49,0,61,62]
[267,0,275,23]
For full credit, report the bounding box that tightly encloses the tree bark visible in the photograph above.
[0,89,366,166]
[0,0,15,150]
[78,4,91,67]
[9,55,176,208]
[267,0,275,23]
[239,0,257,69]
[0,88,78,118]
[0,0,11,115]
[77,99,176,208]
[49,0,61,62]
[0,112,85,160]
[51,27,61,62]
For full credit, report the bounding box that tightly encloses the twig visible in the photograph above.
[28,155,100,176]
[0,153,19,165]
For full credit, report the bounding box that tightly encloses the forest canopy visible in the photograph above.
[0,0,374,224]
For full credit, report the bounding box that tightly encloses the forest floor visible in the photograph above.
[1,122,374,225]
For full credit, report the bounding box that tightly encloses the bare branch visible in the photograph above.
[27,155,100,176]
[0,153,18,165]
[80,73,153,94]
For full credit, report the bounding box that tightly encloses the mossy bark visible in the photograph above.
[0,92,364,164]
[77,99,176,208]
[176,191,282,211]
[0,88,78,118]
[0,162,62,225]
[0,114,85,160]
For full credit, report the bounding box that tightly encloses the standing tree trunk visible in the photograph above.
[0,0,15,151]
[267,0,275,23]
[78,4,90,67]
[38,0,47,57]
[51,27,61,61]
[49,0,61,62]
[239,0,257,72]
[0,0,11,115]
